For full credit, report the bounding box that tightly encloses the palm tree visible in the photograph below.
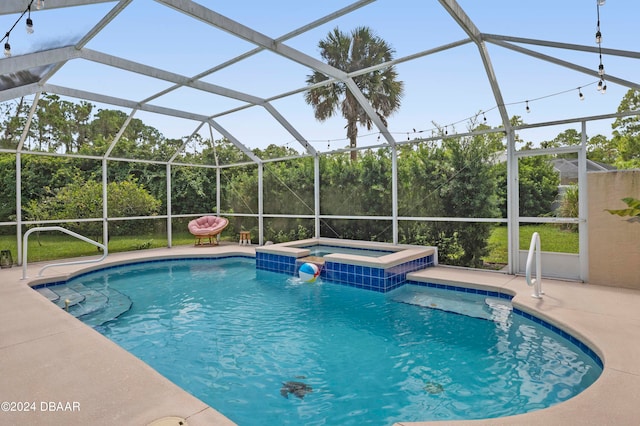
[305,26,404,161]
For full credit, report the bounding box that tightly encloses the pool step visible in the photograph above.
[79,287,132,327]
[49,285,87,309]
[35,287,60,302]
[34,282,132,327]
[65,282,109,317]
[390,285,512,322]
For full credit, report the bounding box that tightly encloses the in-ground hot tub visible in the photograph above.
[255,238,437,292]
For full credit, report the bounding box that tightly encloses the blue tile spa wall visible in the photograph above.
[322,254,434,293]
[258,252,435,293]
[256,252,297,275]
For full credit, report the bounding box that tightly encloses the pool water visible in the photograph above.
[71,258,600,425]
[303,244,393,257]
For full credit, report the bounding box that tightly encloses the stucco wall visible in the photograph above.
[588,170,640,289]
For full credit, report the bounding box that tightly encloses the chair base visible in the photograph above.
[194,234,220,246]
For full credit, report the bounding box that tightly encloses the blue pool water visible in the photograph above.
[303,244,393,257]
[59,258,600,425]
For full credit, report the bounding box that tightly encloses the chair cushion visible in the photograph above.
[188,216,229,236]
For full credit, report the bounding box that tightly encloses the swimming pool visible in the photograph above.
[37,256,602,425]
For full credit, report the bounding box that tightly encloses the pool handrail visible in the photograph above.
[22,226,107,280]
[525,232,543,298]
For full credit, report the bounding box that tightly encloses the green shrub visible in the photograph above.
[557,184,579,231]
[23,177,161,239]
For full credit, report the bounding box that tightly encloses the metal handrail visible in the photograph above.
[525,232,543,298]
[22,226,107,279]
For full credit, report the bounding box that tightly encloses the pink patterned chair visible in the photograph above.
[188,216,229,246]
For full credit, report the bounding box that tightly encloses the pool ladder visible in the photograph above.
[22,226,107,279]
[525,232,544,299]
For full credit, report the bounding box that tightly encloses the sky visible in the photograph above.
[1,0,639,156]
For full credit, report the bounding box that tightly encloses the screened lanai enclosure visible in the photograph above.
[1,0,639,280]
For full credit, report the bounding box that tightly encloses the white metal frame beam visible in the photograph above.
[156,0,396,146]
[0,0,116,15]
[487,38,640,91]
[80,48,316,155]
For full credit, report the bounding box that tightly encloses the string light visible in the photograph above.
[4,35,10,57]
[1,0,38,59]
[595,0,606,92]
[26,6,34,34]
[306,79,601,148]
[597,79,607,94]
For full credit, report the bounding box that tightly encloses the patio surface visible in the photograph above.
[1,243,639,425]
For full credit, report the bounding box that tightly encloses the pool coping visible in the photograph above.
[1,244,640,425]
[256,237,438,268]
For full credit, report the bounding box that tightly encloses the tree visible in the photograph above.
[0,154,16,224]
[495,155,559,218]
[1,97,30,149]
[611,89,640,168]
[318,149,393,241]
[438,134,500,267]
[305,26,403,161]
[541,128,582,149]
[587,134,617,164]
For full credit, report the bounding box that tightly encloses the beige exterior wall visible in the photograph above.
[588,170,640,289]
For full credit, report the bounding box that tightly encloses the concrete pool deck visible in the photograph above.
[1,244,639,425]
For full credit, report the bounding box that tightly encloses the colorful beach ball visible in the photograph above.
[299,262,320,282]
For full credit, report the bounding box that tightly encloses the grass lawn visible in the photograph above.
[0,224,578,268]
[0,232,234,265]
[483,224,579,266]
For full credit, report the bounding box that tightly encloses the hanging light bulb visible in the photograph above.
[598,63,605,76]
[579,88,585,100]
[4,41,11,57]
[597,0,606,6]
[597,79,603,91]
[25,6,34,34]
[526,100,530,113]
[601,82,607,94]
[36,0,45,10]
[595,30,602,44]
[483,112,487,122]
